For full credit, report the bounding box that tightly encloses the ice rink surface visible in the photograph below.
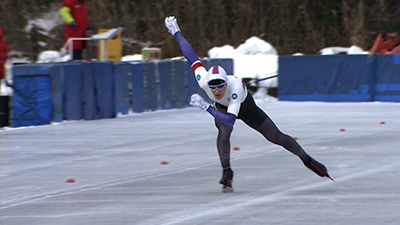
[1,100,399,225]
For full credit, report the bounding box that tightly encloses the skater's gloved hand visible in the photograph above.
[165,16,180,35]
[190,93,210,110]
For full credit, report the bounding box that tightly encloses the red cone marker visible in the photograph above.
[66,178,75,183]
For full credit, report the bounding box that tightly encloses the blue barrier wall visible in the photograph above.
[172,60,188,108]
[158,60,174,110]
[130,62,145,113]
[62,63,83,120]
[144,62,158,111]
[375,55,400,101]
[113,62,131,115]
[11,58,233,127]
[50,65,64,122]
[82,62,114,120]
[279,55,400,102]
[214,58,234,75]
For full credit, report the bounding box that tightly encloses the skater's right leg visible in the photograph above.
[214,104,235,190]
[215,118,233,169]
[214,104,233,170]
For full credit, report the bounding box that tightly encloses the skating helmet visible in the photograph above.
[206,65,227,85]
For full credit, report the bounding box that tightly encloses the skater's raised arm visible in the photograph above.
[165,16,205,72]
[165,16,236,127]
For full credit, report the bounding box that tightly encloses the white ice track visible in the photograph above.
[1,100,399,225]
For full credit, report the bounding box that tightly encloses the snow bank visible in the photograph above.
[37,51,63,63]
[319,45,366,55]
[207,45,235,58]
[235,37,277,55]
[121,54,142,61]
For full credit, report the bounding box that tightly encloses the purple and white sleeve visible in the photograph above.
[174,31,204,70]
[206,106,236,127]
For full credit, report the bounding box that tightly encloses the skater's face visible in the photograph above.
[209,82,226,100]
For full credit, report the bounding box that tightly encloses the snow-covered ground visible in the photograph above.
[1,100,399,225]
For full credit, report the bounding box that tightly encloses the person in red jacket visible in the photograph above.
[0,27,8,82]
[60,0,91,60]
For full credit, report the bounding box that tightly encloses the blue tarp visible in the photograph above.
[12,65,52,127]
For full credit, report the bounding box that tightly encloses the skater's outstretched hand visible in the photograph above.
[165,16,180,35]
[190,93,210,110]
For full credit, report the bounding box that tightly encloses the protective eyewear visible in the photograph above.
[209,83,226,90]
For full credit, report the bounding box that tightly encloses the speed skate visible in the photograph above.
[222,184,234,193]
[220,168,234,193]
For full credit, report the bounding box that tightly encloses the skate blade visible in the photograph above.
[222,185,234,193]
[326,174,335,182]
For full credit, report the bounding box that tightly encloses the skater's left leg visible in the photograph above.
[247,115,333,179]
[252,117,310,163]
[237,95,332,179]
[237,95,309,163]
[253,119,333,179]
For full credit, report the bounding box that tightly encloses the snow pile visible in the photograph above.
[209,37,277,57]
[319,45,366,55]
[0,80,11,96]
[37,51,63,63]
[347,45,366,54]
[121,54,142,61]
[207,45,235,58]
[235,37,277,55]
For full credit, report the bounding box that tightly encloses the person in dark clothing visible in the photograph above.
[165,16,333,192]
